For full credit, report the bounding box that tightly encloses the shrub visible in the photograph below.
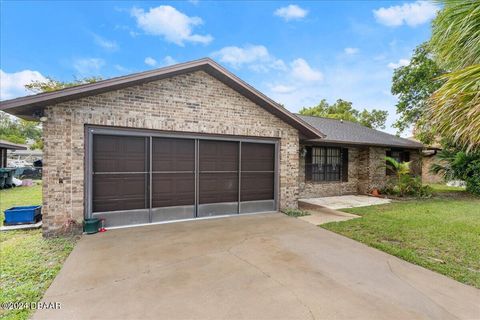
[431,149,480,195]
[383,175,432,198]
[383,156,432,198]
[281,208,310,217]
[465,160,480,195]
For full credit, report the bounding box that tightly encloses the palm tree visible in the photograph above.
[385,156,410,181]
[428,0,480,151]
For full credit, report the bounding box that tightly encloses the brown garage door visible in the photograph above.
[151,137,195,222]
[89,130,276,228]
[92,134,150,226]
[240,142,275,213]
[198,140,239,217]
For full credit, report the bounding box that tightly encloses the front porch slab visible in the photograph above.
[299,195,391,210]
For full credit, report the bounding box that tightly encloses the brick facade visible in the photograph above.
[299,147,359,198]
[42,71,299,235]
[299,145,422,198]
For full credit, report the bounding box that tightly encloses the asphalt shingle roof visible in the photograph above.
[297,114,424,149]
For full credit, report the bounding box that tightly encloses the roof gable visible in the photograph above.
[0,58,323,139]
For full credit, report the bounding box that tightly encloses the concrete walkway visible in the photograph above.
[35,213,479,320]
[300,195,391,210]
[298,200,360,225]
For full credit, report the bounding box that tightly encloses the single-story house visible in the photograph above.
[0,140,27,168]
[0,58,423,235]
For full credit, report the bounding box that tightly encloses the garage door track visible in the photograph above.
[35,213,479,319]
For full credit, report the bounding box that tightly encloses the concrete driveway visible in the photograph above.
[35,213,479,320]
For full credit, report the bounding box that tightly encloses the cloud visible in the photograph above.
[93,33,118,51]
[144,57,157,66]
[144,56,177,68]
[114,65,130,73]
[373,1,439,27]
[387,58,410,69]
[268,84,297,94]
[212,45,285,71]
[73,58,105,76]
[163,56,177,66]
[290,58,323,82]
[274,4,308,21]
[344,47,359,55]
[131,5,213,46]
[0,69,47,100]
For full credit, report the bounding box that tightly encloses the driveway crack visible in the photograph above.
[386,259,459,319]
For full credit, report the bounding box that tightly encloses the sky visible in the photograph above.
[0,1,439,135]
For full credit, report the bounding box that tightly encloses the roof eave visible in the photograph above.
[301,138,424,149]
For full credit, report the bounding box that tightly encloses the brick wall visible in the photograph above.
[298,147,359,198]
[299,145,423,197]
[422,154,442,184]
[42,71,300,235]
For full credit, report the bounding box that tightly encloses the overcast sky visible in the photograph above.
[0,1,439,135]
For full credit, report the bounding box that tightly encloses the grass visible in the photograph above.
[322,189,480,288]
[0,184,77,320]
[0,183,42,225]
[282,208,310,217]
[428,183,466,193]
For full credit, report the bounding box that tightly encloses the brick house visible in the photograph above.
[0,58,423,235]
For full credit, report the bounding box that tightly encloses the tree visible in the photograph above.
[299,99,388,129]
[390,43,445,143]
[0,112,42,147]
[428,0,480,151]
[25,76,101,93]
[430,147,480,195]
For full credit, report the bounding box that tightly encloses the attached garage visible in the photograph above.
[88,127,277,228]
[0,58,323,235]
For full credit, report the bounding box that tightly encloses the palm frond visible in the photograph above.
[429,64,480,151]
[430,0,480,70]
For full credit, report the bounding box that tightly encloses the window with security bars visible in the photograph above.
[305,146,346,182]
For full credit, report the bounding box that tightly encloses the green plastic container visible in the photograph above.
[83,218,100,234]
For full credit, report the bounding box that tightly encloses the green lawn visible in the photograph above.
[428,183,467,193]
[322,190,480,288]
[0,184,77,320]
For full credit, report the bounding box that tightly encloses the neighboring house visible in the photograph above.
[0,58,423,235]
[0,140,27,168]
[421,149,443,184]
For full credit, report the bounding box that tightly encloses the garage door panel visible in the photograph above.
[241,172,274,201]
[93,135,147,173]
[199,173,238,204]
[152,138,195,172]
[241,143,275,171]
[92,174,148,212]
[199,140,239,171]
[152,173,195,208]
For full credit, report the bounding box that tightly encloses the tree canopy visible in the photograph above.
[391,43,445,144]
[24,76,101,93]
[299,99,388,129]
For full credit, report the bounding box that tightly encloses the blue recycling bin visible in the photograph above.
[4,205,42,225]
